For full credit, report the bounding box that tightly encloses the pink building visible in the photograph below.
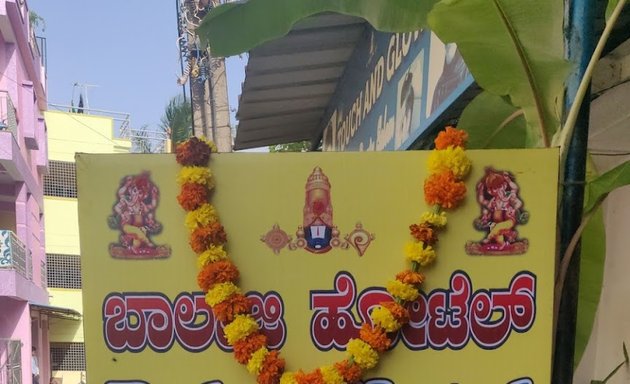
[0,1,57,383]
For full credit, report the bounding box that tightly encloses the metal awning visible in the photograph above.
[233,3,630,151]
[234,13,367,150]
[30,303,82,321]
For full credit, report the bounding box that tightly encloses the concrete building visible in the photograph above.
[0,0,51,383]
[43,109,131,384]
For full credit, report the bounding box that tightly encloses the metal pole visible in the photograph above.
[175,0,187,102]
[552,0,595,382]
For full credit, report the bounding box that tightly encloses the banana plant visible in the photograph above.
[196,0,630,369]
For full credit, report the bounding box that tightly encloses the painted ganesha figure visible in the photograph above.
[466,168,529,255]
[108,172,171,259]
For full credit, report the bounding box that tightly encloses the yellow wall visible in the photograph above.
[44,111,132,384]
[44,198,80,255]
[44,111,131,162]
[48,289,84,342]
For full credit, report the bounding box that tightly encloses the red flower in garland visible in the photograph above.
[358,323,391,353]
[177,182,209,211]
[334,360,362,384]
[395,270,425,286]
[409,223,438,244]
[256,350,285,384]
[176,137,212,166]
[190,222,227,253]
[212,293,252,323]
[424,171,467,209]
[434,125,468,150]
[295,369,325,384]
[234,332,268,365]
[197,260,240,292]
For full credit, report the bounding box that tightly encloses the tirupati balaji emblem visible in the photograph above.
[107,172,171,259]
[261,167,374,256]
[465,168,529,256]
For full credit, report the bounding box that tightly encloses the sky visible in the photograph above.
[29,0,245,133]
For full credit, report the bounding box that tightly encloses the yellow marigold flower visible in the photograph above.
[370,306,401,332]
[223,314,259,345]
[205,282,240,307]
[427,146,471,179]
[320,365,345,384]
[199,136,218,153]
[246,346,268,375]
[185,203,218,231]
[386,280,419,302]
[279,372,298,384]
[419,211,447,228]
[346,338,379,370]
[177,166,213,186]
[403,241,436,266]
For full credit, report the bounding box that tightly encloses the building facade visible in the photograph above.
[0,0,50,383]
[43,110,131,384]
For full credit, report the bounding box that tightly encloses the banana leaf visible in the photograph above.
[428,0,570,148]
[197,0,439,57]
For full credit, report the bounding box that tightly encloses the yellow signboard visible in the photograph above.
[77,150,557,384]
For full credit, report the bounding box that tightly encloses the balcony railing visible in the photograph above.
[0,92,18,139]
[0,230,31,280]
[40,260,47,288]
[0,339,22,384]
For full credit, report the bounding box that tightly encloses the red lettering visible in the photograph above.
[310,272,361,350]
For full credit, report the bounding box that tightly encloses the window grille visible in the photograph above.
[44,161,77,198]
[50,342,85,371]
[46,254,82,289]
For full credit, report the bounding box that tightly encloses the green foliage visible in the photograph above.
[573,157,606,367]
[429,0,569,148]
[200,0,568,149]
[160,95,192,146]
[606,0,620,20]
[29,11,45,32]
[269,141,310,152]
[197,0,438,57]
[458,91,526,148]
[584,160,630,214]
[576,207,605,366]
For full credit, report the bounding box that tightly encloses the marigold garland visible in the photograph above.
[234,333,268,364]
[176,127,470,384]
[358,324,391,352]
[434,125,469,150]
[177,182,209,211]
[212,293,252,323]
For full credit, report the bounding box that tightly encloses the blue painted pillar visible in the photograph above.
[552,0,596,383]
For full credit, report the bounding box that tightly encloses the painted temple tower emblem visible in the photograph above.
[261,167,374,256]
[107,172,171,259]
[465,168,529,256]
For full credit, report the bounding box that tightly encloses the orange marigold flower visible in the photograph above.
[395,270,425,286]
[359,323,391,353]
[213,293,252,323]
[233,332,267,365]
[257,350,285,384]
[334,360,363,384]
[434,126,468,150]
[380,301,410,325]
[409,223,438,244]
[176,137,212,166]
[295,369,324,384]
[190,222,227,253]
[197,260,240,292]
[177,182,208,211]
[424,171,467,209]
